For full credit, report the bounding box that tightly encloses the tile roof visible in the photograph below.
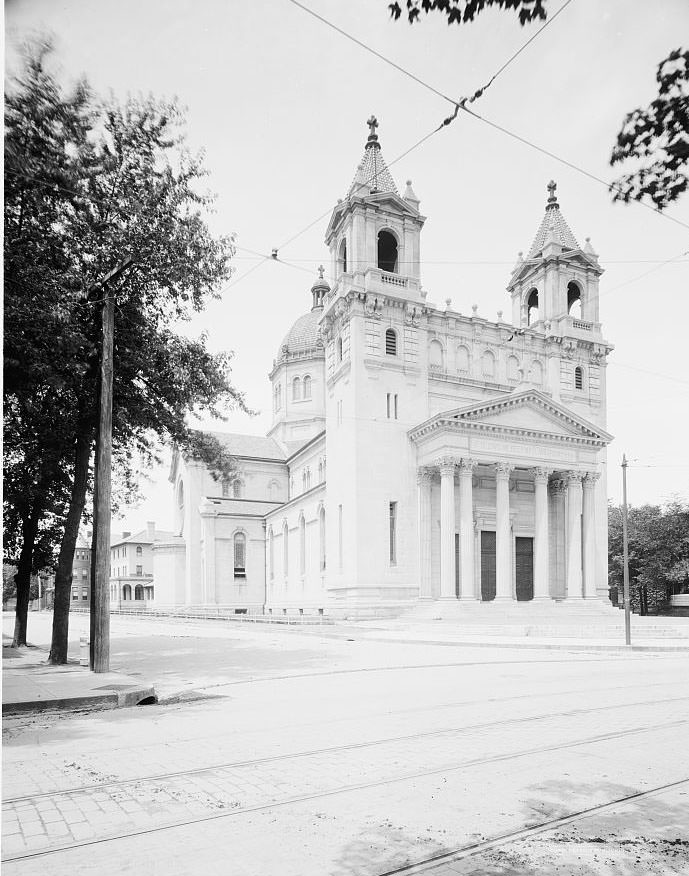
[348,143,398,198]
[526,185,579,259]
[278,309,322,357]
[209,431,286,461]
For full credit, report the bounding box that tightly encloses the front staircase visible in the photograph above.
[393,599,689,640]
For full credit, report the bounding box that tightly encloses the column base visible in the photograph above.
[493,596,514,602]
[438,595,458,601]
[458,594,480,601]
[531,595,552,601]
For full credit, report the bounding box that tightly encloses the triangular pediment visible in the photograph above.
[411,389,612,446]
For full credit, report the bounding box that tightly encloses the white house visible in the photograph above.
[154,118,614,618]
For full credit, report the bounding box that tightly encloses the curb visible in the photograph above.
[2,685,157,716]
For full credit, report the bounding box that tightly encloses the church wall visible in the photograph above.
[203,513,266,609]
[287,438,326,502]
[197,459,288,504]
[151,540,186,606]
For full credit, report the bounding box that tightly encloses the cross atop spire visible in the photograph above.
[317,264,325,280]
[366,114,380,149]
[546,180,559,209]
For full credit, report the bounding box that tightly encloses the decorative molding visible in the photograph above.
[565,471,584,486]
[437,457,457,477]
[533,467,552,485]
[416,467,435,485]
[583,471,601,488]
[549,478,567,496]
[495,462,514,480]
[458,458,477,475]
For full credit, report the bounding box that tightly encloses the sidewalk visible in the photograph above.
[2,636,156,716]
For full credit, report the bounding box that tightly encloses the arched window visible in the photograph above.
[123,584,132,601]
[339,238,347,274]
[135,584,144,601]
[306,468,311,490]
[299,513,306,576]
[530,360,544,385]
[268,528,274,580]
[283,520,289,577]
[292,376,301,400]
[574,365,584,390]
[221,479,230,497]
[136,545,142,556]
[233,481,242,498]
[482,350,495,378]
[429,339,444,369]
[507,355,520,382]
[337,337,343,363]
[377,230,398,273]
[456,345,470,373]
[319,506,326,571]
[567,281,582,319]
[318,459,323,482]
[527,288,539,325]
[303,375,312,399]
[234,532,246,578]
[385,328,397,356]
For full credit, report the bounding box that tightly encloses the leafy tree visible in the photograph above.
[610,48,689,210]
[4,41,247,661]
[388,0,546,27]
[608,500,689,615]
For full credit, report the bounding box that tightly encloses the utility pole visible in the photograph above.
[621,454,631,647]
[91,257,133,673]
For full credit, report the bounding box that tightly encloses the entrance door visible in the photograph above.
[515,536,534,601]
[480,531,496,601]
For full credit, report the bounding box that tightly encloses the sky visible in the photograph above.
[6,0,689,533]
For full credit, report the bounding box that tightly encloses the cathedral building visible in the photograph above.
[153,119,614,618]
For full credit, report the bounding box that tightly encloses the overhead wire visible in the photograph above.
[286,0,689,234]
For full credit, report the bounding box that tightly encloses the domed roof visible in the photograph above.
[278,309,321,359]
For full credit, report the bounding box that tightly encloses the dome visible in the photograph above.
[278,309,321,359]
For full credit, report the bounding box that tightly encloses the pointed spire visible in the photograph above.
[311,265,330,310]
[403,179,420,209]
[525,181,579,259]
[347,116,398,198]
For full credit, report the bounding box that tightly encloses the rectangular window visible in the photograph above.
[394,394,398,419]
[387,393,399,419]
[386,393,391,418]
[72,588,79,601]
[389,501,397,565]
[136,565,143,576]
[82,589,88,600]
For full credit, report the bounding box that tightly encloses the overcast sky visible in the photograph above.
[6,0,689,532]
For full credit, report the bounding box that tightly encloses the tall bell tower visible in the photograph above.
[320,118,428,615]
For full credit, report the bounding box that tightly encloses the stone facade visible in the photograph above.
[155,120,613,617]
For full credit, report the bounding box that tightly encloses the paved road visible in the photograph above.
[3,613,689,874]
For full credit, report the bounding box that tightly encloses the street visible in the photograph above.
[2,612,689,875]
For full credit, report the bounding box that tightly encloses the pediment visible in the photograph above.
[411,389,612,446]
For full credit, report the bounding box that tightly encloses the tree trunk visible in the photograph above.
[49,425,94,664]
[12,508,40,647]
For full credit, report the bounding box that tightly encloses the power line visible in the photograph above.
[599,250,689,298]
[287,0,689,234]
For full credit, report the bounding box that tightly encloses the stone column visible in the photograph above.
[439,458,457,599]
[458,459,477,599]
[495,462,513,600]
[582,472,600,599]
[417,468,433,599]
[565,472,584,599]
[533,467,551,599]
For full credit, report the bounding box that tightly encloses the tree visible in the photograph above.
[4,41,247,661]
[388,0,546,27]
[608,500,689,615]
[610,48,689,210]
[387,6,688,211]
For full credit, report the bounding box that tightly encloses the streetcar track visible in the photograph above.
[2,719,686,862]
[4,694,687,805]
[375,777,689,875]
[4,692,687,806]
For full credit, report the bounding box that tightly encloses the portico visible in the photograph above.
[411,389,612,604]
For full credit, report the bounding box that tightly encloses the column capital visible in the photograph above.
[458,457,477,476]
[549,477,567,496]
[583,471,601,489]
[565,470,584,486]
[494,461,513,481]
[417,466,435,486]
[533,466,552,485]
[437,457,457,477]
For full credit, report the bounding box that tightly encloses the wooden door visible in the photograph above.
[480,531,496,601]
[515,536,534,601]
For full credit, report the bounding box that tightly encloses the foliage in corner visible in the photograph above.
[610,48,689,210]
[388,0,547,27]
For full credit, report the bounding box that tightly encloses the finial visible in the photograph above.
[365,115,380,149]
[497,310,503,321]
[472,304,478,315]
[318,264,325,280]
[546,180,559,210]
[445,297,452,310]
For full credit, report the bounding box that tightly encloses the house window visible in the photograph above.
[299,514,306,576]
[233,481,242,498]
[303,375,312,399]
[136,545,142,556]
[319,506,326,571]
[389,501,397,565]
[385,328,397,356]
[574,365,584,390]
[72,588,79,601]
[283,521,289,577]
[234,532,246,579]
[136,565,143,576]
[292,376,301,400]
[386,393,398,419]
[222,480,230,497]
[82,589,88,600]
